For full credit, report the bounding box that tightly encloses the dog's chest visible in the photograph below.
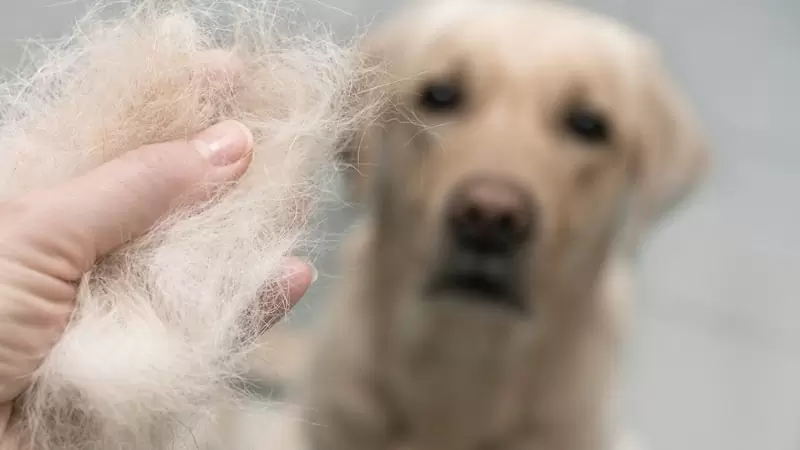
[385,302,539,448]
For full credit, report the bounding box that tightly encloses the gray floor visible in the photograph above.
[2,1,798,450]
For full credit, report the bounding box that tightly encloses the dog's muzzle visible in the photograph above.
[427,175,536,312]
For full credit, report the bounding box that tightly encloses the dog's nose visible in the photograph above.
[447,177,535,254]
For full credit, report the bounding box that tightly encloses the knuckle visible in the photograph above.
[31,297,75,332]
[0,195,53,237]
[126,141,204,192]
[0,194,42,219]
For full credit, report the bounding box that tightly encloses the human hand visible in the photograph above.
[0,120,316,434]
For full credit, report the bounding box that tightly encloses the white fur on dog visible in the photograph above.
[0,1,378,449]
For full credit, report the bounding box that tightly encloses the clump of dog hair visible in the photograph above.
[0,0,380,449]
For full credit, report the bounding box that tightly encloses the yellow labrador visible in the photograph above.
[299,1,710,450]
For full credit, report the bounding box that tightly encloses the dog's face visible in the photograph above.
[345,1,709,315]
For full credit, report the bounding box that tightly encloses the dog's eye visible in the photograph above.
[419,82,463,112]
[564,107,610,144]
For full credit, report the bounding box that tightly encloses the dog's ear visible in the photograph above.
[621,43,711,254]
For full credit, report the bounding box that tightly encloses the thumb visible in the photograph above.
[24,120,254,275]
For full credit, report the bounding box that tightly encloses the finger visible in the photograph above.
[257,258,317,332]
[281,257,318,306]
[25,120,254,275]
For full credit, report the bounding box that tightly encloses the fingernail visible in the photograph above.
[194,120,253,166]
[282,258,318,285]
[309,262,319,284]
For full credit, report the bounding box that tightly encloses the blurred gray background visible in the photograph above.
[2,1,798,450]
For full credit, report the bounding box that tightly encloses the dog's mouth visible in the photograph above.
[422,175,536,314]
[426,252,527,313]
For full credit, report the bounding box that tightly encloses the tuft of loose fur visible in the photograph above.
[0,1,381,449]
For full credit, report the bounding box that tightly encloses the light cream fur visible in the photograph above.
[297,1,710,450]
[0,0,381,449]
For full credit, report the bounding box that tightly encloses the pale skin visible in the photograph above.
[0,120,316,439]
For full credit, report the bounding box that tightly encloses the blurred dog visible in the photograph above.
[299,1,710,449]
